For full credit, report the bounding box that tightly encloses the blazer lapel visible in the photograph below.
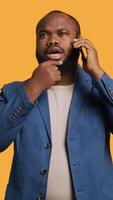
[37,65,92,141]
[67,65,92,136]
[37,91,51,142]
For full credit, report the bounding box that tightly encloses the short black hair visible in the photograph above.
[36,10,81,38]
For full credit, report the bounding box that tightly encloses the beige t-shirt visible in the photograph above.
[46,83,74,200]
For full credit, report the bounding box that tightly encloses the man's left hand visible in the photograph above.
[73,37,105,81]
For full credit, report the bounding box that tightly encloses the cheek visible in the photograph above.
[63,41,73,56]
[37,40,47,52]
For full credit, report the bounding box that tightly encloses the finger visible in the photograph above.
[48,65,61,74]
[84,39,94,48]
[48,63,60,70]
[50,72,61,81]
[73,37,93,48]
[51,68,61,75]
[73,40,92,49]
[50,66,59,71]
[73,41,91,50]
[73,38,80,42]
[54,71,61,77]
[54,74,62,81]
[73,37,84,43]
[43,59,63,67]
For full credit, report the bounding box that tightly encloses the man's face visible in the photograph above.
[36,13,79,74]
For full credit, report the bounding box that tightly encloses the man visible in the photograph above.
[0,10,113,200]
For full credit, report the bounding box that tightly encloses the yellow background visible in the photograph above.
[0,0,113,199]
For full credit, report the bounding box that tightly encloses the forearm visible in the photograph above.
[25,78,44,103]
[88,65,105,81]
[93,72,113,132]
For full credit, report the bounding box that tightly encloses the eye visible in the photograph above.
[39,32,48,39]
[58,32,68,37]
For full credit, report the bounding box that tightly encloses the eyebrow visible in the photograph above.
[39,29,49,32]
[38,28,69,33]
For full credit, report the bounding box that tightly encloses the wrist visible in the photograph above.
[88,66,105,81]
[25,78,44,102]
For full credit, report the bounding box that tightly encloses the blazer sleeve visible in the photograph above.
[0,82,36,152]
[93,72,113,133]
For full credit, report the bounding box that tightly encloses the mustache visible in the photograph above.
[36,45,80,64]
[44,45,64,55]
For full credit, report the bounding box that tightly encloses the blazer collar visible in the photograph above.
[37,90,51,141]
[67,65,92,136]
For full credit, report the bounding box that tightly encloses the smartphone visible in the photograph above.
[80,48,87,65]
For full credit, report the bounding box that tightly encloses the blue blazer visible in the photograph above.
[0,65,113,200]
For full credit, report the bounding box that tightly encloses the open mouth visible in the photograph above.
[47,52,62,60]
[46,46,63,60]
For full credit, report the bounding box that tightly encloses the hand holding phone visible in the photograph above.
[72,37,104,80]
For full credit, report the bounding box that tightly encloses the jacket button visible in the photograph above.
[40,168,47,175]
[18,105,23,110]
[15,109,20,115]
[37,194,43,200]
[11,114,16,120]
[44,143,51,149]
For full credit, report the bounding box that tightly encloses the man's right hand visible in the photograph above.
[25,60,62,102]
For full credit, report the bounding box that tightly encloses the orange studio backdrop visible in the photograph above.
[0,0,113,199]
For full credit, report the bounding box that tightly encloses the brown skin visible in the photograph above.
[25,13,104,103]
[73,37,104,80]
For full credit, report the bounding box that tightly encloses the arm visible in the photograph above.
[73,36,113,133]
[93,73,113,133]
[0,82,35,152]
[0,60,61,152]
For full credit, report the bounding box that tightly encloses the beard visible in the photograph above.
[36,47,79,75]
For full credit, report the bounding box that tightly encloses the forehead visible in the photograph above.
[38,13,77,33]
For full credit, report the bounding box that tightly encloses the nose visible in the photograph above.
[47,34,59,46]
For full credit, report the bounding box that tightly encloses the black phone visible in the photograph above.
[80,48,87,65]
[74,47,87,64]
